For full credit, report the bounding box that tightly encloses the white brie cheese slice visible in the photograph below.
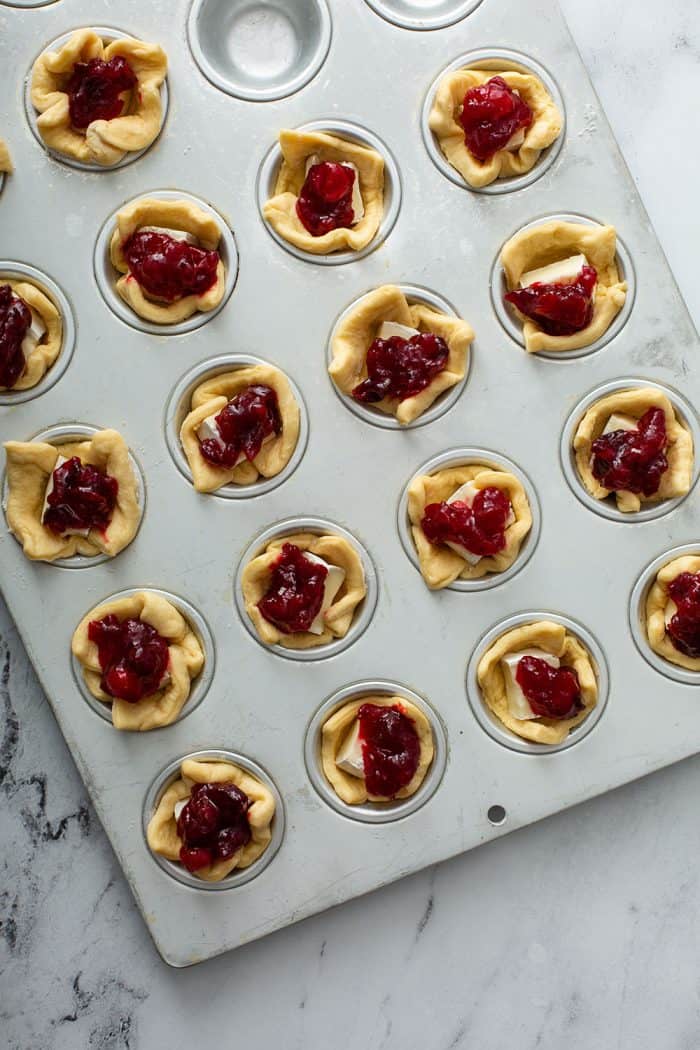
[443,481,515,566]
[601,412,638,436]
[303,552,346,635]
[505,127,526,151]
[139,225,199,246]
[20,310,46,357]
[501,648,560,720]
[335,719,365,779]
[520,254,589,289]
[377,321,420,341]
[196,414,275,467]
[173,799,188,821]
[305,154,364,224]
[41,455,90,537]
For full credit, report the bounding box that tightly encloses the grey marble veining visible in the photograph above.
[2,0,700,1046]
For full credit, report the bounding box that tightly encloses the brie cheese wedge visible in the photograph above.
[20,310,46,357]
[443,481,515,566]
[139,225,199,246]
[377,321,420,341]
[601,412,638,436]
[41,455,90,537]
[501,648,560,720]
[305,154,364,223]
[196,414,274,467]
[303,551,346,635]
[520,254,589,289]
[173,799,188,821]
[505,127,526,152]
[335,719,365,778]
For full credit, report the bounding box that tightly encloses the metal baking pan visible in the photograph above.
[1,0,698,966]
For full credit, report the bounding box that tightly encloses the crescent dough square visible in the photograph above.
[573,388,693,513]
[321,695,434,804]
[4,428,140,562]
[329,285,474,424]
[0,279,63,392]
[109,198,226,324]
[71,591,205,731]
[501,220,628,352]
[263,129,385,255]
[146,758,276,882]
[30,28,167,166]
[428,68,563,189]
[242,532,367,650]
[477,620,598,745]
[407,464,532,589]
[180,364,301,492]
[645,555,700,672]
[0,138,12,173]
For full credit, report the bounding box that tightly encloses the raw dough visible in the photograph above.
[477,620,598,745]
[329,284,473,424]
[0,139,12,173]
[645,554,700,672]
[30,28,167,166]
[0,278,63,392]
[180,364,300,492]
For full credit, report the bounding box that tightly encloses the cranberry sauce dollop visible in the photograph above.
[66,56,137,130]
[176,782,252,873]
[0,284,32,389]
[515,656,582,720]
[459,76,533,163]
[352,331,449,404]
[666,572,700,658]
[357,702,421,798]
[590,407,668,497]
[88,614,169,702]
[199,385,282,469]
[296,161,356,237]
[257,542,328,634]
[43,456,118,536]
[123,230,220,303]
[421,487,511,558]
[505,265,598,337]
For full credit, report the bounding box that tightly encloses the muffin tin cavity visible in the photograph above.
[188,0,331,101]
[327,284,471,430]
[630,544,700,686]
[397,447,541,592]
[142,749,285,891]
[0,261,75,405]
[24,27,169,173]
[164,354,309,499]
[422,49,565,194]
[3,0,58,7]
[561,378,700,524]
[491,212,635,358]
[467,611,609,755]
[94,189,238,336]
[235,516,378,661]
[305,680,448,823]
[71,588,216,726]
[2,422,146,569]
[257,119,402,266]
[364,0,483,30]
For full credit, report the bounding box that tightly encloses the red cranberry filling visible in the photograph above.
[66,56,137,130]
[357,703,421,797]
[421,487,511,557]
[177,782,252,873]
[43,456,118,537]
[87,614,169,702]
[0,284,32,389]
[257,543,328,635]
[666,572,700,658]
[515,656,582,719]
[590,407,667,497]
[296,161,357,237]
[123,230,220,303]
[459,76,533,163]
[505,265,598,337]
[352,332,449,404]
[199,384,282,469]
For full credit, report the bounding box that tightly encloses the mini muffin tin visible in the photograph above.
[1,0,699,967]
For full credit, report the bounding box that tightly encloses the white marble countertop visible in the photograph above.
[3,1,700,1046]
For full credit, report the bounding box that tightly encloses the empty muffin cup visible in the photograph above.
[363,0,483,29]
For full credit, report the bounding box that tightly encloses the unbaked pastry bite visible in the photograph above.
[109,198,226,324]
[0,138,12,174]
[645,556,700,672]
[321,695,434,805]
[329,285,473,424]
[72,592,204,731]
[4,428,140,562]
[429,67,562,188]
[407,463,532,589]
[180,364,300,492]
[30,28,167,167]
[573,388,693,513]
[242,532,367,650]
[477,620,598,745]
[147,757,276,881]
[263,129,385,255]
[501,220,628,353]
[0,278,62,392]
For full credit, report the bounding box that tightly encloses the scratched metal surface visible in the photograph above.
[0,0,698,966]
